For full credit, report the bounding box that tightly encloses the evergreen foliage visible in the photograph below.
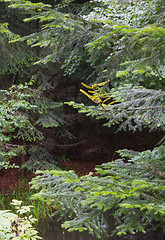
[0,22,36,73]
[22,144,60,171]
[67,84,165,131]
[3,0,165,86]
[0,0,165,238]
[30,143,165,237]
[0,0,70,170]
[0,80,64,169]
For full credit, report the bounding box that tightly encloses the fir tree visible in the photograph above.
[0,0,164,238]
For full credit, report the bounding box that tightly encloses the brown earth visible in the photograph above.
[0,168,35,195]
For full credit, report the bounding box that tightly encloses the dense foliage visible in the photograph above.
[0,0,164,239]
[31,144,165,237]
[0,199,41,239]
[67,83,165,131]
[0,80,64,170]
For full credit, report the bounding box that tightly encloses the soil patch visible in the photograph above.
[0,168,35,195]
